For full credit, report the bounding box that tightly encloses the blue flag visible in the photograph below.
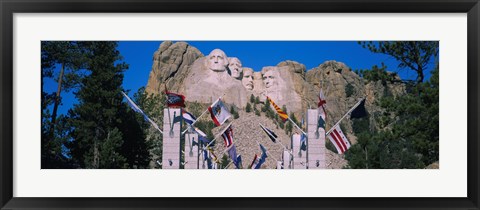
[255,144,268,169]
[300,134,307,151]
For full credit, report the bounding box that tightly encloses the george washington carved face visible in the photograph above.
[228,57,243,79]
[206,49,228,72]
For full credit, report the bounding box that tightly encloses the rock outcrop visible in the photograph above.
[145,41,203,95]
[145,41,406,168]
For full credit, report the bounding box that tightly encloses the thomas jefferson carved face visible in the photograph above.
[262,67,279,89]
[242,68,254,90]
[228,57,243,79]
[206,49,228,72]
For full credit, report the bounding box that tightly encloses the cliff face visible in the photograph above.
[145,41,203,95]
[145,41,405,168]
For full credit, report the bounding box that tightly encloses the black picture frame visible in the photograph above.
[1,0,479,209]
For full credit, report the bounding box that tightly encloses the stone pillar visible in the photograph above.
[292,133,307,169]
[276,161,283,169]
[184,132,199,169]
[283,150,292,169]
[162,108,181,169]
[307,109,326,169]
[199,149,208,169]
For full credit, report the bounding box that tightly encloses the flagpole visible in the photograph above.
[164,85,174,137]
[326,98,364,136]
[199,122,233,153]
[258,123,294,156]
[122,91,164,134]
[180,93,226,135]
[287,117,307,136]
[254,140,279,163]
[223,161,233,169]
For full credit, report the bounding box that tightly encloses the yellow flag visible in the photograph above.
[267,97,288,122]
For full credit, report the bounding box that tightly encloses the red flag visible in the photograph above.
[267,97,288,122]
[327,125,351,154]
[165,85,185,108]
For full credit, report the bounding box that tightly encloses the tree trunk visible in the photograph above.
[50,63,65,138]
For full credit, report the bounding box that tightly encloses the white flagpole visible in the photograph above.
[259,123,294,156]
[254,140,279,163]
[164,90,174,136]
[122,91,163,134]
[199,122,233,153]
[326,98,365,136]
[288,117,307,136]
[223,161,233,169]
[180,93,226,135]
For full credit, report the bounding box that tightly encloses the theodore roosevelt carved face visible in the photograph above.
[242,68,254,91]
[206,49,228,72]
[228,57,243,79]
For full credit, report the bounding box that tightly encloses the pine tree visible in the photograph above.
[133,88,164,168]
[359,41,438,84]
[246,102,252,113]
[41,41,87,168]
[67,42,148,169]
[346,42,439,168]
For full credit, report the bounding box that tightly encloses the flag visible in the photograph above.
[228,144,242,169]
[350,98,367,119]
[252,144,268,169]
[182,110,196,125]
[327,124,352,154]
[121,92,162,133]
[198,135,210,145]
[300,133,307,151]
[318,88,327,122]
[267,96,288,122]
[202,149,213,169]
[318,88,327,108]
[236,155,243,169]
[259,123,278,143]
[194,127,207,138]
[220,124,234,147]
[317,114,326,130]
[249,154,258,169]
[208,98,231,126]
[208,147,219,163]
[165,85,186,108]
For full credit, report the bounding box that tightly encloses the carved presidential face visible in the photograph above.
[242,68,254,90]
[262,68,278,89]
[207,49,228,72]
[228,57,243,79]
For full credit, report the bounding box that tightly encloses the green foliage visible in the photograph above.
[219,154,230,169]
[278,120,285,129]
[230,106,239,119]
[245,103,252,113]
[285,121,292,135]
[290,113,298,126]
[346,67,439,168]
[359,41,439,84]
[250,94,255,103]
[255,109,261,116]
[133,88,164,168]
[345,83,355,97]
[41,41,89,168]
[255,96,260,104]
[66,42,151,169]
[352,117,370,134]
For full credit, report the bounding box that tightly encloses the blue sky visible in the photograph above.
[44,41,437,116]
